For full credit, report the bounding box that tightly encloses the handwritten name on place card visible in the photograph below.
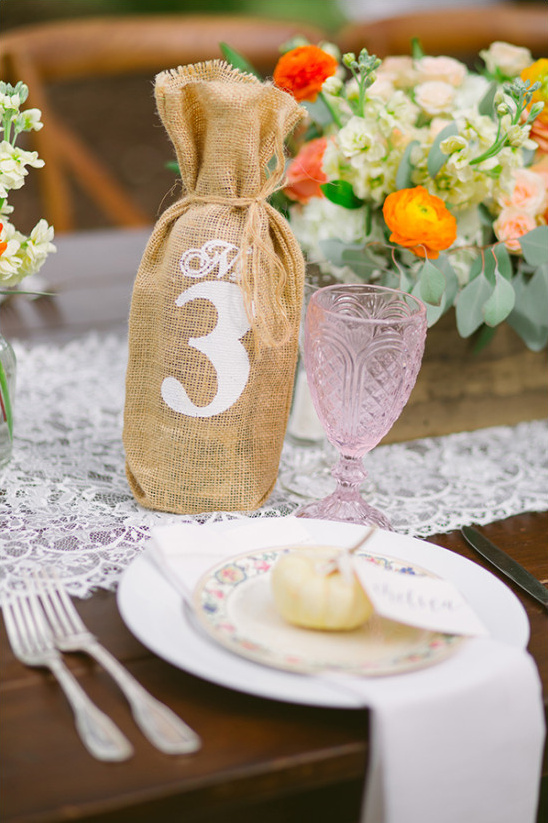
[353,560,489,636]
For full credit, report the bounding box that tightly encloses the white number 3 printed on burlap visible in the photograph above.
[161,278,251,418]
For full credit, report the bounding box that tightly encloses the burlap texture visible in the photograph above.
[123,61,305,514]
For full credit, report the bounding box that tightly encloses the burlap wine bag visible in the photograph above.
[123,61,305,514]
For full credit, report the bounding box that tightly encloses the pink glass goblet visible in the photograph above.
[296,284,427,529]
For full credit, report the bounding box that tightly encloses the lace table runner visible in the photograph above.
[1,333,546,599]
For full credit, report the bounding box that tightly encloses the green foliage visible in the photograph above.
[320,180,365,209]
[219,43,262,79]
[427,122,459,178]
[519,225,548,266]
[396,140,419,190]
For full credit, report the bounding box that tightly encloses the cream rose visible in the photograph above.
[499,168,548,216]
[415,81,455,116]
[415,56,467,87]
[493,206,537,253]
[377,55,416,88]
[480,41,533,77]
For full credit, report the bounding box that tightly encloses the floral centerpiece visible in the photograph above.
[0,80,55,462]
[268,40,548,351]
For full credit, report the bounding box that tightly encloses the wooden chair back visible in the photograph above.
[336,3,547,61]
[0,14,326,232]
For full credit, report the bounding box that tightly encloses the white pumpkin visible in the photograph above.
[271,546,373,631]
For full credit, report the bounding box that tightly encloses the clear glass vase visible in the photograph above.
[0,331,16,469]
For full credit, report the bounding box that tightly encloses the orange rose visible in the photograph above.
[0,223,6,257]
[284,137,328,203]
[273,45,338,103]
[382,186,457,259]
[521,58,548,127]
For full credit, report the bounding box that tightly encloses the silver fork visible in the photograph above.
[2,591,133,762]
[33,571,201,755]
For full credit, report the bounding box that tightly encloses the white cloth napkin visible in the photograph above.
[148,518,546,823]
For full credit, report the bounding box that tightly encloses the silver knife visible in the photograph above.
[461,525,548,610]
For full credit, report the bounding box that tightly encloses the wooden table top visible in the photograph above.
[1,229,547,823]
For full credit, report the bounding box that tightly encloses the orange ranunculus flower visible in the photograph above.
[284,137,328,203]
[521,58,548,127]
[0,223,6,256]
[273,45,338,103]
[382,186,457,259]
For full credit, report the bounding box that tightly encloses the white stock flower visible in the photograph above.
[0,92,21,112]
[322,75,343,96]
[0,140,45,191]
[338,116,376,157]
[288,197,367,263]
[414,81,456,115]
[18,108,43,132]
[344,78,360,102]
[480,41,532,77]
[0,221,24,284]
[16,218,56,277]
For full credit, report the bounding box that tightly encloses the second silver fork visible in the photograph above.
[33,571,201,755]
[2,591,133,762]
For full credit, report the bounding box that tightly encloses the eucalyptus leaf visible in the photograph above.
[478,81,497,116]
[482,268,515,326]
[508,264,548,330]
[395,140,419,190]
[318,239,379,279]
[455,272,493,337]
[219,43,262,78]
[321,180,365,210]
[481,249,497,286]
[427,122,459,178]
[341,246,383,279]
[302,97,333,128]
[519,225,548,266]
[507,262,548,348]
[473,324,498,353]
[430,254,459,307]
[418,259,446,306]
[493,243,512,280]
[411,281,444,326]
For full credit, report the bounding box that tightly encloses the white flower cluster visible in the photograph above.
[293,43,544,263]
[0,81,55,288]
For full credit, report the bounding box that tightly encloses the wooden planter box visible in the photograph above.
[384,310,548,444]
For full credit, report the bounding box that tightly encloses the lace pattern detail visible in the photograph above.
[0,333,546,598]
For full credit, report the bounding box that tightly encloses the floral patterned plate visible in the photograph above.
[192,548,463,677]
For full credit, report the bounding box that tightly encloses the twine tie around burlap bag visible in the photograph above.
[123,61,306,514]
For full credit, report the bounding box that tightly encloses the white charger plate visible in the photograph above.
[117,520,529,708]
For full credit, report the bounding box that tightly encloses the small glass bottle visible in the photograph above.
[0,331,16,468]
